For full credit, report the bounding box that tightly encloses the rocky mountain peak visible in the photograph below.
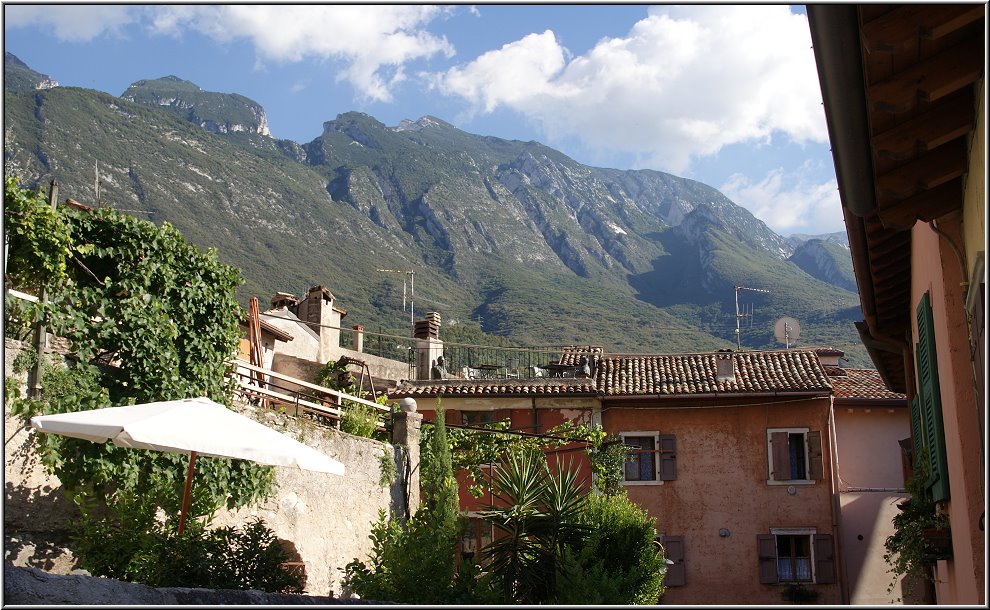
[121,76,270,137]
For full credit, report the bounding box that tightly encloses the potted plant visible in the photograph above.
[781,583,819,604]
[883,454,949,600]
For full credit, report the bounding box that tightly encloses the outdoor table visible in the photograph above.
[474,364,503,379]
[543,363,577,378]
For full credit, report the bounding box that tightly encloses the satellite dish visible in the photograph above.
[774,317,801,348]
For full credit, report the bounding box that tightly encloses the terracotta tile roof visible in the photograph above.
[827,367,907,401]
[391,349,834,398]
[596,349,832,396]
[388,378,598,398]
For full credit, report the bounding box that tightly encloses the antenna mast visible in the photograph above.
[735,284,771,350]
[377,268,416,330]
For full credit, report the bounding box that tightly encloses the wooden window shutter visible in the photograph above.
[807,431,824,481]
[813,534,836,584]
[770,431,789,480]
[663,536,686,586]
[916,292,950,502]
[659,434,677,481]
[757,534,778,584]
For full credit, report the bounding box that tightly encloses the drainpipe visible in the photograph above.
[828,398,848,604]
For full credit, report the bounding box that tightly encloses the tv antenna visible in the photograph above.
[377,268,415,329]
[774,317,801,349]
[735,284,771,350]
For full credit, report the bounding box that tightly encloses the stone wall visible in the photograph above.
[3,563,389,605]
[3,338,411,598]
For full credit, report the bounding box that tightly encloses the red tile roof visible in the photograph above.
[828,367,907,401]
[391,349,833,398]
[389,378,597,398]
[595,349,832,396]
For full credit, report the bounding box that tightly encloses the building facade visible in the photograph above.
[809,5,986,603]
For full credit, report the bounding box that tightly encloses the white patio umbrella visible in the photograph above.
[30,396,345,533]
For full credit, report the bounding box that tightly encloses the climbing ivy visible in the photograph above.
[4,174,272,527]
[428,417,621,497]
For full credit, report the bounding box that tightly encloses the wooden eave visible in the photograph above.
[808,4,984,394]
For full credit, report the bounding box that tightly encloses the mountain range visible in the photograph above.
[3,53,867,365]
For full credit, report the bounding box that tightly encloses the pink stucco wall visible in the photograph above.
[911,221,985,605]
[604,397,840,605]
[833,406,911,604]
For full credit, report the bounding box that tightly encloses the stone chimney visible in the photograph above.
[352,325,364,353]
[270,292,298,310]
[415,312,443,380]
[299,285,346,363]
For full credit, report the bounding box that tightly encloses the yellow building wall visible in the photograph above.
[963,82,985,273]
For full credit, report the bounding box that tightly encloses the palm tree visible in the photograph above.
[478,448,590,604]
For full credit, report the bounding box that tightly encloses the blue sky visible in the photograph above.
[4,4,844,236]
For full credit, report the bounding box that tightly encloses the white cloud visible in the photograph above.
[147,5,455,102]
[3,5,137,41]
[719,164,842,236]
[5,5,455,103]
[432,5,827,174]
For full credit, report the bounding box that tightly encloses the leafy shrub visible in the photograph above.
[559,491,667,604]
[73,495,303,593]
[344,405,494,603]
[340,400,378,438]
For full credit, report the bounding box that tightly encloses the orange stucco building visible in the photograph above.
[392,347,870,604]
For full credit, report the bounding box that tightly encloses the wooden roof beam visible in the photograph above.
[872,93,975,160]
[877,139,967,200]
[861,5,986,53]
[868,37,984,113]
[878,178,964,230]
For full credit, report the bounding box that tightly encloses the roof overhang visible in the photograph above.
[807,5,985,394]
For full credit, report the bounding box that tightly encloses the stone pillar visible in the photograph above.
[391,398,421,518]
[352,325,364,353]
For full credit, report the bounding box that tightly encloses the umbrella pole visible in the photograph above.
[178,450,198,535]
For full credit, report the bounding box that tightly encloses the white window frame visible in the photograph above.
[769,528,817,583]
[766,427,814,485]
[620,431,663,486]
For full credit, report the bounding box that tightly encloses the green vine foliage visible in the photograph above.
[4,175,273,530]
[3,176,73,292]
[883,451,948,600]
[435,417,617,498]
[315,358,387,439]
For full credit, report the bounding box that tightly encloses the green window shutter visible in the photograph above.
[909,395,923,467]
[916,291,950,502]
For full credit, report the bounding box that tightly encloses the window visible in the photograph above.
[459,515,493,565]
[776,534,812,582]
[767,428,822,483]
[461,410,496,426]
[621,432,676,483]
[758,531,835,584]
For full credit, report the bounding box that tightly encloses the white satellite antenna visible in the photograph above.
[774,317,801,349]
